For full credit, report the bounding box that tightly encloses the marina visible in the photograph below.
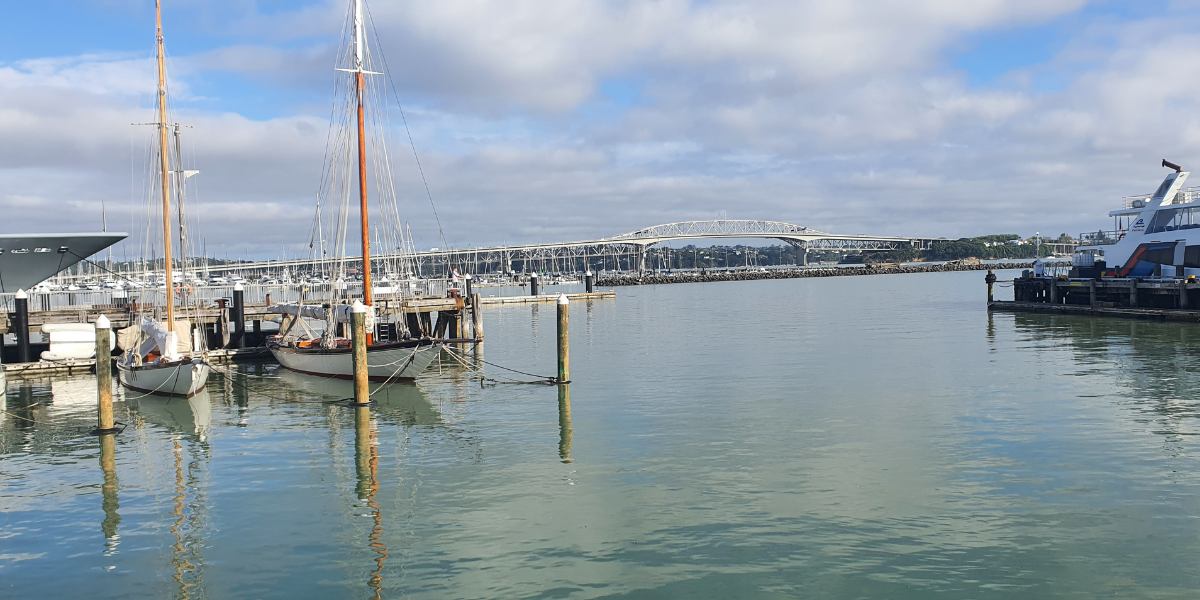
[6,0,1200,597]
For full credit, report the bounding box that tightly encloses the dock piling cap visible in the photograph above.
[15,288,27,300]
[351,300,367,313]
[558,293,569,305]
[234,282,244,291]
[95,314,111,329]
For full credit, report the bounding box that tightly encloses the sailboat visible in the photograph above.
[116,0,210,397]
[267,0,441,381]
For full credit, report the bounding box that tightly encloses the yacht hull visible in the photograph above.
[269,339,441,381]
[117,358,210,397]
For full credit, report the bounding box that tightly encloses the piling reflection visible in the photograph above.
[354,406,387,599]
[98,434,120,555]
[558,384,573,463]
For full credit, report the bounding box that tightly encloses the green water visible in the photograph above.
[3,270,1200,598]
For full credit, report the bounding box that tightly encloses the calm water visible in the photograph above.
[4,270,1200,598]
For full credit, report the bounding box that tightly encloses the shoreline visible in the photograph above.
[597,261,1033,286]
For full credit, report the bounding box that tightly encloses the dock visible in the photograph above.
[1,290,615,377]
[990,274,1200,321]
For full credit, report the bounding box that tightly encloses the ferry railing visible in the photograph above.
[1077,230,1124,245]
[1121,186,1200,208]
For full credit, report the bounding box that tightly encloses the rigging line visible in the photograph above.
[364,2,449,251]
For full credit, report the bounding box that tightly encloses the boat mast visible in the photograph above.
[155,0,175,326]
[351,0,373,307]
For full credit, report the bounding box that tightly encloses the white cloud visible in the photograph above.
[11,0,1200,258]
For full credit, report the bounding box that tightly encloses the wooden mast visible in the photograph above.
[352,0,373,309]
[155,0,175,327]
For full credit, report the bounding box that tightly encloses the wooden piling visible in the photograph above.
[557,293,570,384]
[232,282,246,348]
[464,274,474,298]
[1180,279,1190,309]
[95,315,116,434]
[1088,280,1097,306]
[215,298,229,348]
[985,270,996,303]
[584,271,594,294]
[1049,278,1058,304]
[13,288,31,363]
[351,301,369,405]
[1129,279,1139,307]
[470,293,483,341]
[530,272,540,296]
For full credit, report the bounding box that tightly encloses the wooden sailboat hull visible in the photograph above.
[269,339,441,381]
[117,358,211,398]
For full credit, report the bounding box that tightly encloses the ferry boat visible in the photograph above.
[0,233,126,293]
[1072,159,1200,278]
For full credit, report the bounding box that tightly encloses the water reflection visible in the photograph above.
[126,389,211,597]
[129,390,212,442]
[273,368,445,427]
[558,385,573,463]
[354,406,387,599]
[1010,313,1200,429]
[98,433,120,555]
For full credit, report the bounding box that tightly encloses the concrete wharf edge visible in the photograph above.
[989,300,1200,322]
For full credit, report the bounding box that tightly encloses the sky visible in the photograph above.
[3,0,1200,259]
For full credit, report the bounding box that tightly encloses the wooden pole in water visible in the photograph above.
[13,289,31,363]
[471,292,483,341]
[95,315,116,434]
[557,294,570,384]
[232,282,246,348]
[530,272,540,296]
[351,301,369,405]
[985,270,996,303]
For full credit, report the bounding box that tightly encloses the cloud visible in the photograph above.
[9,0,1200,259]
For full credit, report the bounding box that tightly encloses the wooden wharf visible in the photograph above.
[990,274,1200,321]
[1,291,615,377]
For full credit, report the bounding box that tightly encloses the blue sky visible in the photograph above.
[4,0,1200,257]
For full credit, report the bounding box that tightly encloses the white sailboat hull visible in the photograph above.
[270,340,441,381]
[117,358,210,397]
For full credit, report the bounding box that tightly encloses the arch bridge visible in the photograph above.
[204,219,936,276]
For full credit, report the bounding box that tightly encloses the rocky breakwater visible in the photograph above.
[597,262,1033,286]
